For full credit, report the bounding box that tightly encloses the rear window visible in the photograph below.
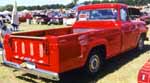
[77,9,118,21]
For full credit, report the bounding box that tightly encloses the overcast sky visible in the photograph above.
[0,0,90,6]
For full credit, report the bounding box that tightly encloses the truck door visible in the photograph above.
[130,23,139,47]
[120,8,134,51]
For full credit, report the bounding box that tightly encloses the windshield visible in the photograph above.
[77,9,118,21]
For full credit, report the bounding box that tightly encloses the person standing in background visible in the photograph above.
[0,19,12,48]
[0,18,4,48]
[11,0,19,31]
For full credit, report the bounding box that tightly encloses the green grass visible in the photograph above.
[18,23,66,32]
[0,23,149,83]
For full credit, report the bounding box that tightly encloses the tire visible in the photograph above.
[39,22,42,25]
[84,49,104,76]
[137,37,144,51]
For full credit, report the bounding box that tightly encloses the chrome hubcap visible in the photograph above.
[89,55,100,73]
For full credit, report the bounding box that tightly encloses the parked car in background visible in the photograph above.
[48,17,63,25]
[48,11,63,25]
[19,13,32,22]
[140,15,150,25]
[128,7,142,20]
[32,14,50,24]
[63,12,76,26]
[63,4,83,26]
[128,7,150,25]
[138,60,150,83]
[32,12,63,25]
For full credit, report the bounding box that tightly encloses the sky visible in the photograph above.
[0,0,89,6]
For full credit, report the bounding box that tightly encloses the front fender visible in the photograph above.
[139,24,148,40]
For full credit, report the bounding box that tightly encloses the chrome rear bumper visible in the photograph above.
[2,53,59,81]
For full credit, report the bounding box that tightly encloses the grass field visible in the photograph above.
[16,23,66,32]
[0,23,150,83]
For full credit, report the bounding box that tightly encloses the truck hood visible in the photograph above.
[73,20,120,29]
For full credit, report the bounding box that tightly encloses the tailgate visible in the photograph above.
[9,35,49,65]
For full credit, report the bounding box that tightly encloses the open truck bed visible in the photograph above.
[3,27,100,80]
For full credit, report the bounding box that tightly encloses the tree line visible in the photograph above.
[0,0,150,12]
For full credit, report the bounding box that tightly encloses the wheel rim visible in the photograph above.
[138,38,144,50]
[89,55,100,73]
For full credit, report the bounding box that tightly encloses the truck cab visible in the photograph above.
[74,3,147,54]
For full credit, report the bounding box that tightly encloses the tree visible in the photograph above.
[72,0,79,5]
[65,0,80,9]
[5,4,13,11]
[66,2,75,9]
[119,0,150,5]
[18,6,26,11]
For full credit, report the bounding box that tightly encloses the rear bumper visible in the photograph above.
[2,53,60,81]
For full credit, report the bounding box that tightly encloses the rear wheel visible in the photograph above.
[84,49,104,76]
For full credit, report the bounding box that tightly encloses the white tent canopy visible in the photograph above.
[3,10,11,15]
[22,9,30,13]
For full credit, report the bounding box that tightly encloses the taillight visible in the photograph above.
[21,42,25,54]
[141,74,146,81]
[30,42,34,56]
[138,72,149,83]
[39,43,44,58]
[14,41,18,53]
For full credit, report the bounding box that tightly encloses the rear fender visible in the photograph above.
[81,39,108,67]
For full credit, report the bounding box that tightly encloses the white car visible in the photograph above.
[63,18,76,26]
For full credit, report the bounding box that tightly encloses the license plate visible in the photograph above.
[20,62,36,69]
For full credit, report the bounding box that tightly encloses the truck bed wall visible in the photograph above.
[13,27,73,37]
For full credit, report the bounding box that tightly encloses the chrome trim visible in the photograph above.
[2,52,59,81]
[10,35,46,40]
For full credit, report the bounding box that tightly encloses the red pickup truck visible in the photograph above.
[2,3,148,81]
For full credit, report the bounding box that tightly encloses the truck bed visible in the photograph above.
[3,27,101,74]
[12,27,100,37]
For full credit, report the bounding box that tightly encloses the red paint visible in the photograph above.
[4,3,147,74]
[78,3,127,11]
[19,13,32,22]
[138,60,150,83]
